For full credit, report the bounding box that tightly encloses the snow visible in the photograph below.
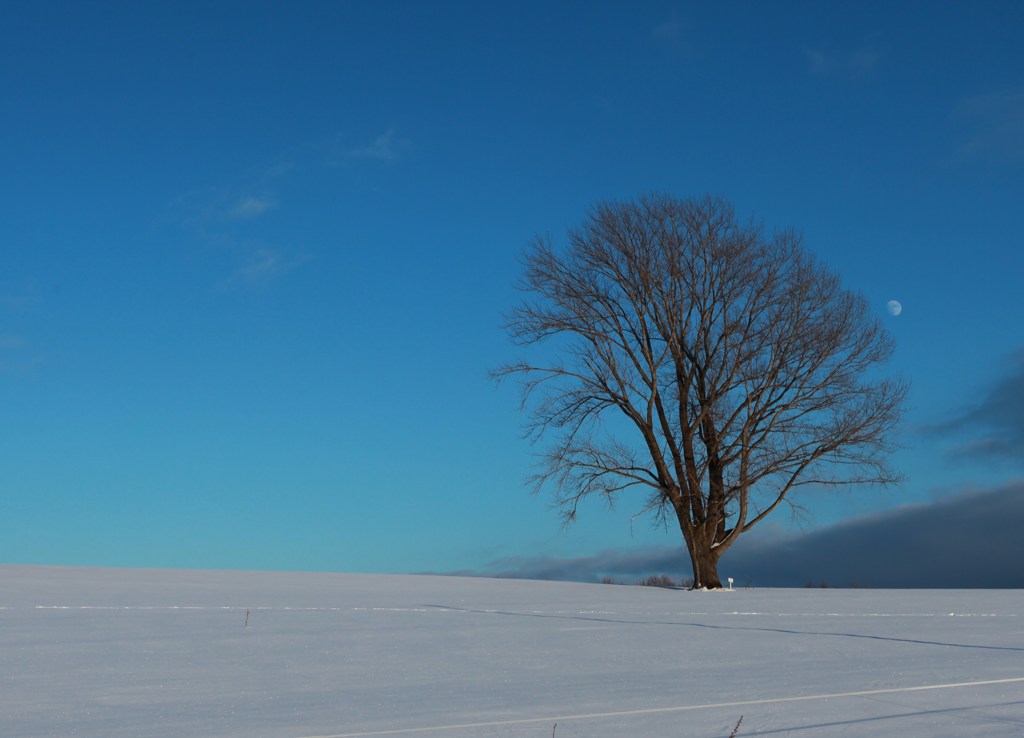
[1,565,1021,737]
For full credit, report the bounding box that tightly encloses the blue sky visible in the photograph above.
[2,1,1022,584]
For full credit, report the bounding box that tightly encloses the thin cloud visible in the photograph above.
[652,17,689,48]
[0,333,25,371]
[0,332,41,373]
[219,248,309,289]
[652,18,682,41]
[930,348,1024,465]
[0,334,24,350]
[953,86,1024,164]
[804,43,882,80]
[349,128,409,163]
[651,15,700,58]
[163,154,293,229]
[0,286,41,312]
[168,189,278,227]
[162,155,306,289]
[235,248,282,284]
[229,195,277,220]
[0,287,41,371]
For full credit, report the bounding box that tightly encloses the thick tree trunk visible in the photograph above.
[676,503,725,589]
[687,538,723,590]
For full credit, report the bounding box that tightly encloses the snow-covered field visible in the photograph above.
[1,566,1021,737]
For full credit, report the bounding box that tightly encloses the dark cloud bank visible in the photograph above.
[456,480,1024,588]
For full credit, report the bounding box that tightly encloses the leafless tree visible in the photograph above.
[494,195,907,589]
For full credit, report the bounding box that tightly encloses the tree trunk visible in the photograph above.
[687,538,723,590]
[676,504,725,589]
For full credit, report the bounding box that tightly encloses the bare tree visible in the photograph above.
[495,195,907,589]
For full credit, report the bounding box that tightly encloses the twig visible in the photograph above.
[728,715,743,737]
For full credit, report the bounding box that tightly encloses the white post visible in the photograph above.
[727,577,734,591]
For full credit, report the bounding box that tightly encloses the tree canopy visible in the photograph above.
[496,195,907,588]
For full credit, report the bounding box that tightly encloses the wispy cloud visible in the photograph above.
[229,195,277,220]
[163,156,307,289]
[0,332,41,373]
[218,247,310,290]
[0,333,24,350]
[652,18,682,42]
[651,16,690,49]
[929,348,1024,465]
[804,42,882,80]
[230,248,283,286]
[165,126,408,288]
[167,190,275,231]
[953,86,1024,164]
[163,152,295,229]
[0,286,41,312]
[651,14,700,59]
[349,128,409,163]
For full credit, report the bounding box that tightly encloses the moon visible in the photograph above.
[886,300,902,317]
